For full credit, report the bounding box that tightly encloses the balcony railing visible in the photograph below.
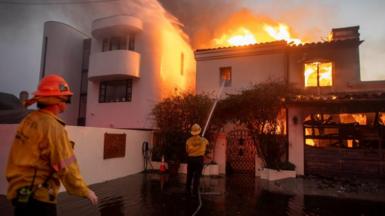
[88,50,140,80]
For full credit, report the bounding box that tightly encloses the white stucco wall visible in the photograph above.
[287,106,305,175]
[213,132,227,174]
[195,48,288,174]
[196,52,286,95]
[0,124,152,195]
[86,16,195,129]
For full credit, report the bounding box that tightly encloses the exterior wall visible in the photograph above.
[42,21,89,126]
[157,22,196,98]
[287,106,305,175]
[86,18,195,129]
[346,80,385,92]
[89,50,141,78]
[288,43,361,93]
[195,45,287,173]
[213,132,227,174]
[0,124,152,195]
[196,51,286,95]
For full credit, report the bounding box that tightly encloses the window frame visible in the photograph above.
[102,35,133,52]
[99,79,133,103]
[219,66,232,87]
[304,60,334,88]
[128,33,135,51]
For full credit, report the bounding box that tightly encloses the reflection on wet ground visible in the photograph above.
[2,173,385,215]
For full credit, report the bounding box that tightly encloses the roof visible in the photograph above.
[288,91,385,104]
[286,91,385,114]
[195,38,362,53]
[195,40,287,52]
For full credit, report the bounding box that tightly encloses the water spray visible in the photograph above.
[192,81,226,216]
[201,81,226,137]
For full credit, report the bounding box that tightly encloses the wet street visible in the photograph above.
[2,173,385,215]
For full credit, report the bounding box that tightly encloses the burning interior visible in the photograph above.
[290,91,385,177]
[304,112,385,148]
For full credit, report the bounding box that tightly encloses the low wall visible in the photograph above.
[0,124,152,195]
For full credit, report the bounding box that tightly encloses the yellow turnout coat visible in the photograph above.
[6,110,89,203]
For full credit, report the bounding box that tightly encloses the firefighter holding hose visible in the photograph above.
[185,123,209,196]
[6,74,98,216]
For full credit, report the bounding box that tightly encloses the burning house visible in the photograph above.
[195,26,385,177]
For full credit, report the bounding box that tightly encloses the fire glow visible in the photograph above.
[214,27,257,46]
[213,23,303,47]
[264,24,302,45]
[304,62,333,87]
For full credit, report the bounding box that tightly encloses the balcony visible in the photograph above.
[88,50,140,80]
[92,15,143,39]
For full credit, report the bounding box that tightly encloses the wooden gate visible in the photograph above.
[226,129,256,174]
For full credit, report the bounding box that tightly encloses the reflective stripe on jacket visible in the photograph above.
[186,135,208,157]
[6,110,89,203]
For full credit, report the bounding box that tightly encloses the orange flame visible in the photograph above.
[263,23,302,45]
[214,27,257,47]
[213,23,304,47]
[304,62,332,87]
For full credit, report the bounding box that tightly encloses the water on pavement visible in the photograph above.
[2,172,385,215]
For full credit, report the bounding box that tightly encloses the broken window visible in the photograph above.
[304,62,332,87]
[304,112,384,149]
[220,67,232,87]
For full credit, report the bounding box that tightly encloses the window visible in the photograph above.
[304,112,381,149]
[102,38,109,52]
[110,36,126,50]
[220,67,232,87]
[304,62,332,87]
[102,35,135,52]
[128,33,135,51]
[180,52,184,76]
[99,79,132,103]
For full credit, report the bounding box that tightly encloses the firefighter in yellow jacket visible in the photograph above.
[185,123,208,196]
[6,74,98,216]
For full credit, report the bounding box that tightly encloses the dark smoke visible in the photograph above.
[158,0,244,49]
[158,0,337,49]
